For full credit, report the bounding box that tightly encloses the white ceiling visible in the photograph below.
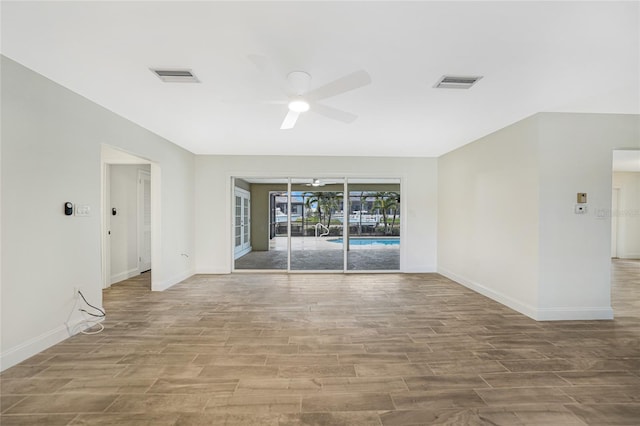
[1,1,638,157]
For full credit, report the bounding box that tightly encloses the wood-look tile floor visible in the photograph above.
[1,260,639,425]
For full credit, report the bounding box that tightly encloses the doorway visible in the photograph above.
[101,145,158,290]
[232,176,402,272]
[234,187,251,259]
[611,150,640,260]
[611,150,640,317]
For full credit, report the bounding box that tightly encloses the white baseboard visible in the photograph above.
[152,270,194,291]
[403,265,437,273]
[110,267,139,285]
[438,267,538,320]
[536,307,613,321]
[0,317,103,372]
[194,268,231,275]
[438,267,614,321]
[618,253,640,260]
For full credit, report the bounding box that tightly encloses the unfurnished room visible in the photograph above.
[1,1,639,425]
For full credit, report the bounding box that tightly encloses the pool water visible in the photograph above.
[328,238,400,246]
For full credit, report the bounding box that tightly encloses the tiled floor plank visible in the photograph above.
[0,260,638,424]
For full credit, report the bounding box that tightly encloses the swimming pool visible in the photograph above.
[328,237,400,246]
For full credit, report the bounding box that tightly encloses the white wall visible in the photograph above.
[109,165,150,283]
[438,116,541,318]
[612,172,640,259]
[0,56,195,370]
[439,112,640,321]
[537,113,639,319]
[194,156,437,274]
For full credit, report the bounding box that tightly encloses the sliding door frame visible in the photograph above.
[230,175,405,273]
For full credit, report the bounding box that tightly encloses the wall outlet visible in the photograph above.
[575,204,588,214]
[73,286,80,298]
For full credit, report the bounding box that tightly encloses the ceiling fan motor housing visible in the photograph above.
[287,71,312,95]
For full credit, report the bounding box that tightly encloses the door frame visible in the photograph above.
[138,169,152,273]
[101,145,160,290]
[233,187,252,259]
[229,175,405,273]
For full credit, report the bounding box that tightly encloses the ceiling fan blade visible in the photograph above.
[310,103,358,124]
[305,70,371,102]
[280,110,300,130]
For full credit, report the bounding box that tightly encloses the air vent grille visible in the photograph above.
[435,75,482,89]
[151,68,200,83]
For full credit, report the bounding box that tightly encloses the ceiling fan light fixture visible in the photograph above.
[288,99,310,113]
[306,178,323,187]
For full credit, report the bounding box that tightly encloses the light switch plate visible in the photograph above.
[575,204,588,214]
[74,204,91,217]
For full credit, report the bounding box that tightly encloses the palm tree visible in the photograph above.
[388,192,400,235]
[303,192,321,235]
[358,191,366,235]
[304,192,342,228]
[373,192,400,235]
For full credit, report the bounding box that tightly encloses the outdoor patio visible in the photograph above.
[235,237,400,271]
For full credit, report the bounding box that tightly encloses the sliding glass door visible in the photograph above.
[346,179,401,270]
[232,176,400,272]
[290,178,344,271]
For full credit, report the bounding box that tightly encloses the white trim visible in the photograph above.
[536,307,614,321]
[137,169,152,274]
[195,268,232,274]
[101,145,159,291]
[150,162,162,291]
[153,270,193,292]
[0,317,102,372]
[1,325,69,372]
[404,265,437,273]
[110,267,140,285]
[287,178,292,270]
[438,267,538,320]
[618,253,640,259]
[230,177,236,272]
[438,267,614,321]
[101,163,111,289]
[229,173,406,273]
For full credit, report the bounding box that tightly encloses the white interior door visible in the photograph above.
[138,170,152,272]
[234,188,251,258]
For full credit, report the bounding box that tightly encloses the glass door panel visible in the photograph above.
[346,178,401,271]
[290,178,344,271]
[233,178,288,270]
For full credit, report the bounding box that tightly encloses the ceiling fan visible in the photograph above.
[248,55,372,130]
[305,178,325,187]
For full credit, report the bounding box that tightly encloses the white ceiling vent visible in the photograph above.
[151,68,200,83]
[434,75,482,89]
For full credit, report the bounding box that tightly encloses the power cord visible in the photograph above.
[77,290,106,335]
